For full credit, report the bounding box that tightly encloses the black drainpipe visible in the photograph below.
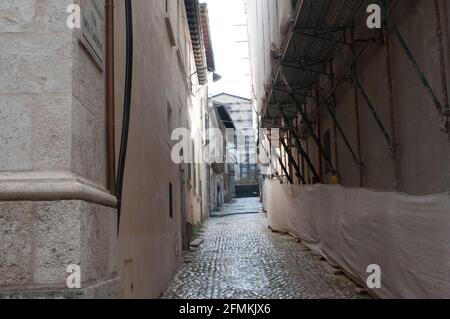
[116,0,133,235]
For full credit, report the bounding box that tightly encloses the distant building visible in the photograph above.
[206,103,236,212]
[210,93,259,185]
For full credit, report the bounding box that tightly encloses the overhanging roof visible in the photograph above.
[185,0,208,85]
[216,105,236,129]
[262,0,371,128]
[200,3,215,72]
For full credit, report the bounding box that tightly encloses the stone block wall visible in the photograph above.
[0,0,119,298]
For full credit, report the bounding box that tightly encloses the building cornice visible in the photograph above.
[0,172,117,208]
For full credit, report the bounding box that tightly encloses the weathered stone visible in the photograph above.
[0,0,116,299]
[0,200,117,298]
[0,202,34,287]
[33,201,82,285]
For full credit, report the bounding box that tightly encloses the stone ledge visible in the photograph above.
[0,277,120,299]
[0,172,117,208]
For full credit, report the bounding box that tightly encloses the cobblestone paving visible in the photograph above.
[163,212,367,299]
[211,197,262,217]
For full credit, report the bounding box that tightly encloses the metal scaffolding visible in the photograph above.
[260,0,449,185]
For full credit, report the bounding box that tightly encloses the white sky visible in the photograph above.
[204,0,251,99]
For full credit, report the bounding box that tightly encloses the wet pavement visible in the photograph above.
[162,198,367,299]
[211,197,261,217]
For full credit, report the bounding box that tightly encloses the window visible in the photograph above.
[169,183,173,219]
[323,130,332,176]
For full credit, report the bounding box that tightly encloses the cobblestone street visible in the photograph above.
[163,199,367,299]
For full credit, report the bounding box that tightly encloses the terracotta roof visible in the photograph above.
[185,0,208,85]
[200,3,215,72]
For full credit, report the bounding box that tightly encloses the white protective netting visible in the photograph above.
[263,179,450,299]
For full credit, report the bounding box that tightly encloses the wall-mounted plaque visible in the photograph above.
[80,0,105,70]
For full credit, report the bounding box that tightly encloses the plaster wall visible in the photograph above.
[114,0,208,298]
[247,0,294,115]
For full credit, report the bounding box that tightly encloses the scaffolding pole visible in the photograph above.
[317,89,362,169]
[298,29,382,137]
[280,136,306,184]
[328,60,340,177]
[278,153,293,184]
[382,21,401,190]
[377,0,448,131]
[325,27,393,149]
[279,108,321,182]
[260,130,284,184]
[350,30,365,187]
[433,0,450,135]
[280,70,336,175]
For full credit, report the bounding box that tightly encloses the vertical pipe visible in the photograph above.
[293,119,300,183]
[105,0,116,194]
[329,59,339,176]
[268,128,272,178]
[383,23,400,191]
[297,119,306,181]
[305,132,310,183]
[351,28,364,187]
[116,0,134,233]
[287,131,293,182]
[315,87,323,183]
[434,0,450,128]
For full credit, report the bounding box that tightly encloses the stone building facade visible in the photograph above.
[211,93,259,185]
[0,0,215,299]
[207,102,236,211]
[0,0,118,298]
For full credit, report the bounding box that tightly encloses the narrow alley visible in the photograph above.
[163,198,365,299]
[1,0,450,302]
